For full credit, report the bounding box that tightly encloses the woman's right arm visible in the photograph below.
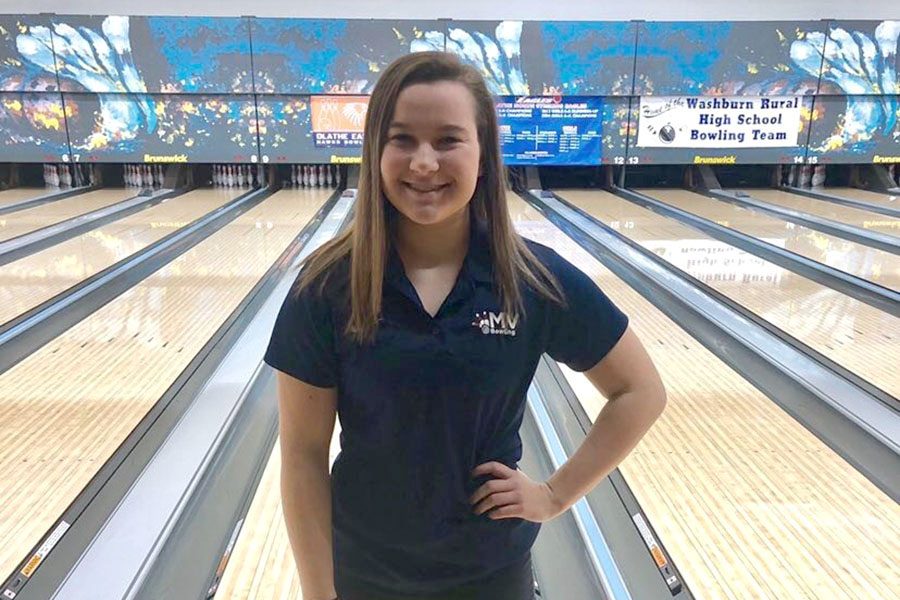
[276,369,339,600]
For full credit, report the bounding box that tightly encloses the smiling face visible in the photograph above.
[380,80,482,227]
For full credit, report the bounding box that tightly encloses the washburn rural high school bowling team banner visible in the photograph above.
[0,17,897,164]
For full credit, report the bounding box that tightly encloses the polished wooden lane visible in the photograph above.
[0,189,138,243]
[0,188,333,579]
[634,188,900,291]
[0,188,243,327]
[509,193,900,599]
[742,188,900,237]
[560,189,899,399]
[0,188,52,209]
[826,187,899,212]
[216,430,342,599]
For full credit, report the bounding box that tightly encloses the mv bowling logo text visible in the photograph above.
[472,311,519,337]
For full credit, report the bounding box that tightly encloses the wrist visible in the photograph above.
[543,480,567,516]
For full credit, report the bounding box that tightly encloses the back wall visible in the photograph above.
[7,0,900,20]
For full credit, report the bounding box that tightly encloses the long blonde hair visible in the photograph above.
[297,51,563,343]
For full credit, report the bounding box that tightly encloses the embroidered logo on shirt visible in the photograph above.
[472,311,519,336]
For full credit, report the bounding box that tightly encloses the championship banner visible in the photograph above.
[637,96,803,149]
[310,96,368,148]
[496,96,602,165]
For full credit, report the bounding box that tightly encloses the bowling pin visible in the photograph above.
[811,165,826,188]
[800,164,812,188]
[291,165,297,187]
[304,165,311,187]
[51,164,59,186]
[311,164,319,187]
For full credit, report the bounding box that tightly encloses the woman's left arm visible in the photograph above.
[543,325,666,515]
[471,326,666,522]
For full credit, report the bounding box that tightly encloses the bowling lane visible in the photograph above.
[0,188,334,579]
[634,188,900,291]
[0,188,53,209]
[215,432,342,599]
[509,193,900,599]
[0,188,137,243]
[0,188,243,327]
[741,188,900,237]
[826,187,899,213]
[559,189,899,399]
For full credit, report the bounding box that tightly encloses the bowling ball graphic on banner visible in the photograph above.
[659,124,677,143]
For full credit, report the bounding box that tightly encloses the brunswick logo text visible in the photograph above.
[472,311,519,336]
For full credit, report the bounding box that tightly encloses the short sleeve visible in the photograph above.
[264,273,338,388]
[543,249,629,371]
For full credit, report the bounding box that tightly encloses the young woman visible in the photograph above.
[265,51,666,600]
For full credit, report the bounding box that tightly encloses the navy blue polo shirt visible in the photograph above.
[264,218,628,595]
